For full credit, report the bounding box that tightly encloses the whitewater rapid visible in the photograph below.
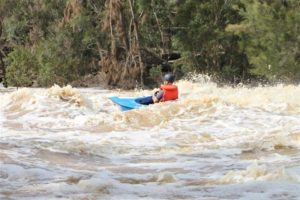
[0,80,300,199]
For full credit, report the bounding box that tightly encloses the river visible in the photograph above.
[0,79,299,199]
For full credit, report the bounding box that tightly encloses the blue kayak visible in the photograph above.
[109,96,153,111]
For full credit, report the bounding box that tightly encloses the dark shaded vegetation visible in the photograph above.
[0,0,299,88]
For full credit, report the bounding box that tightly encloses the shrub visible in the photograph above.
[5,47,39,87]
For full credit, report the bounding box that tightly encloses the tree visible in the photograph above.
[172,0,249,82]
[99,0,166,88]
[2,0,299,87]
[35,0,104,86]
[5,46,38,87]
[230,0,300,82]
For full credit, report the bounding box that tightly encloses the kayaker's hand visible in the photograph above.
[152,95,159,103]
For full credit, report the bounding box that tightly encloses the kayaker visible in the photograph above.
[152,73,178,103]
[139,73,178,105]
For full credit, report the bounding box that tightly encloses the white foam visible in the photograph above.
[1,83,300,199]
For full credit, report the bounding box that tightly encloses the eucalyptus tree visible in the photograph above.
[1,0,67,86]
[99,0,174,88]
[172,0,248,82]
[228,0,300,82]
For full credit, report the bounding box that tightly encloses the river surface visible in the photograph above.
[0,80,300,199]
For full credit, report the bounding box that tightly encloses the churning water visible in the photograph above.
[0,79,300,199]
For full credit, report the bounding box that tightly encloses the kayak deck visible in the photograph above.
[109,96,152,111]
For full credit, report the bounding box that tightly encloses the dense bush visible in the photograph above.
[5,47,38,87]
[0,0,299,88]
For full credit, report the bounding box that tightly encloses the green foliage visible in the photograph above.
[1,0,106,87]
[1,0,66,46]
[172,51,196,74]
[149,65,162,83]
[5,47,38,87]
[1,0,300,87]
[35,37,77,86]
[137,0,173,52]
[233,0,300,82]
[172,0,247,81]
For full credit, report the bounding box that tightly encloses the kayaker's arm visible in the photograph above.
[152,90,164,103]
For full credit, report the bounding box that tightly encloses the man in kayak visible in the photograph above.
[152,73,178,103]
[139,73,178,105]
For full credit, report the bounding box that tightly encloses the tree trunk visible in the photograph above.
[0,19,7,87]
[128,0,144,87]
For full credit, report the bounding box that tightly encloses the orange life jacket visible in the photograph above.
[160,84,178,102]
